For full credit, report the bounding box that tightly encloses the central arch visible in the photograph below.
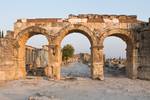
[15,26,50,79]
[55,24,95,45]
[100,29,137,79]
[51,24,98,79]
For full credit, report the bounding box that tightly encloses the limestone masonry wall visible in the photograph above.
[0,38,19,80]
[138,25,150,80]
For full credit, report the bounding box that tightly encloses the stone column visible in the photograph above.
[47,44,61,80]
[91,45,104,80]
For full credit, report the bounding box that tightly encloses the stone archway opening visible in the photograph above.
[60,32,92,79]
[102,33,134,78]
[16,27,50,79]
[103,36,127,77]
[25,34,49,76]
[47,24,106,80]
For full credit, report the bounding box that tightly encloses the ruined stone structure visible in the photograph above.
[0,14,150,81]
[80,53,91,64]
[25,45,48,68]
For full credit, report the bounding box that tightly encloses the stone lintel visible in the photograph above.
[68,14,137,23]
[16,18,64,26]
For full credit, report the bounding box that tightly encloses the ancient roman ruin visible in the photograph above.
[0,14,150,81]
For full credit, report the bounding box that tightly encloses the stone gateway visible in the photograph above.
[0,14,150,81]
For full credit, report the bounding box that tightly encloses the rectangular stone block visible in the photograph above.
[138,66,150,80]
[0,71,6,81]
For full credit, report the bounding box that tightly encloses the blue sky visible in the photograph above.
[1,0,150,58]
[0,0,150,30]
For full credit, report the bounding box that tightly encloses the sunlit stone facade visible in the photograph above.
[0,14,150,80]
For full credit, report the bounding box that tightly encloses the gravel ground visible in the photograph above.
[0,62,149,100]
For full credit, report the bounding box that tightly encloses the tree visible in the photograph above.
[62,44,74,61]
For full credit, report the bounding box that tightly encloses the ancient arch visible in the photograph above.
[15,26,50,79]
[49,24,104,80]
[52,24,95,45]
[1,14,150,81]
[13,26,138,80]
[100,29,138,79]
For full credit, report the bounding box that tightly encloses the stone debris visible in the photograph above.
[28,96,60,100]
[28,93,60,100]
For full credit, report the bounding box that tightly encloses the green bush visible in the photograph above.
[62,44,74,61]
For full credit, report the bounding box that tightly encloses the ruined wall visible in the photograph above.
[25,45,49,68]
[0,38,18,80]
[25,45,36,66]
[80,53,91,64]
[138,22,150,80]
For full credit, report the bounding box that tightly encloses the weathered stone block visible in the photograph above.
[138,66,150,80]
[91,63,104,80]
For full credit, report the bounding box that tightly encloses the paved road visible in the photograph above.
[61,62,126,78]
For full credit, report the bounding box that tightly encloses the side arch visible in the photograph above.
[14,26,50,79]
[100,28,134,45]
[16,26,50,44]
[99,28,138,79]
